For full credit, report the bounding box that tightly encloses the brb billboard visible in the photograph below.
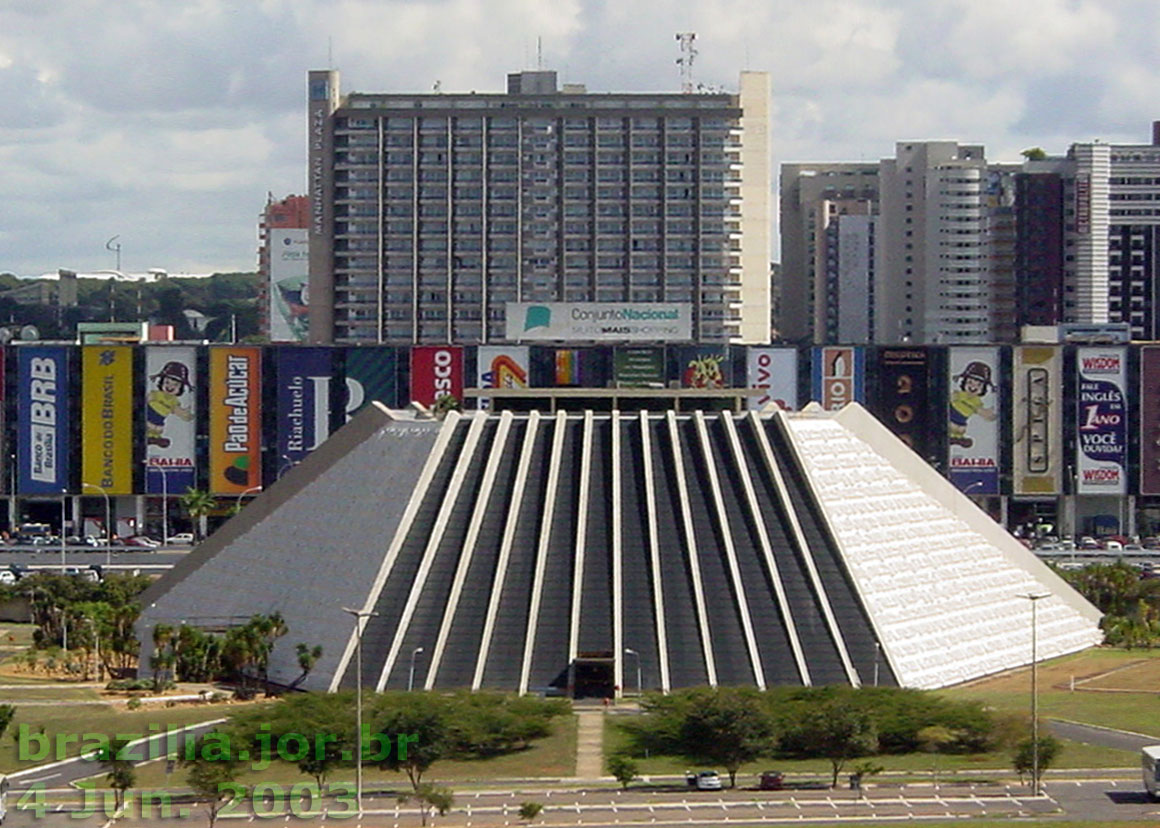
[410,346,463,407]
[81,346,134,495]
[17,346,71,495]
[144,347,197,494]
[947,347,1000,494]
[276,347,335,468]
[209,346,262,495]
[747,348,798,411]
[810,347,865,410]
[506,302,692,342]
[1075,347,1128,494]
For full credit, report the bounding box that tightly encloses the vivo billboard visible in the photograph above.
[747,348,798,411]
[506,302,692,342]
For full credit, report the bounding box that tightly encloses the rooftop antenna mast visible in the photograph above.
[537,36,543,70]
[676,32,697,93]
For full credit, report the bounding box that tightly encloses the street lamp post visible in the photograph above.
[83,483,112,566]
[1020,592,1050,794]
[59,490,68,571]
[408,647,425,692]
[624,648,642,696]
[235,485,263,512]
[341,607,379,815]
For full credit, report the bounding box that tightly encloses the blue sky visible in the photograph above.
[1,0,1157,276]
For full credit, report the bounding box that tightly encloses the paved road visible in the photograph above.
[1050,719,1160,753]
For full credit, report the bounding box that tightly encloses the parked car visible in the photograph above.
[758,770,785,790]
[123,535,160,548]
[167,533,194,545]
[0,571,16,586]
[690,771,721,791]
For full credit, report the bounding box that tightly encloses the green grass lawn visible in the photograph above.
[83,712,578,791]
[2,701,263,774]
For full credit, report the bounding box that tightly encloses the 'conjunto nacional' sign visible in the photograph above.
[505,302,693,342]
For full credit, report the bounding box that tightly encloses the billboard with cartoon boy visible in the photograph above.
[144,347,197,494]
[947,347,1000,494]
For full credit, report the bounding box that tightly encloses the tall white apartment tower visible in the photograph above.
[876,142,993,344]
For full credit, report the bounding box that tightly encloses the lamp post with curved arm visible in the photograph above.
[234,485,263,512]
[82,483,112,565]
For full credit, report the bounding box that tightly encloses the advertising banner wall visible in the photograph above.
[614,346,665,386]
[209,346,262,495]
[747,348,798,411]
[81,345,133,495]
[17,346,71,495]
[1012,346,1062,495]
[669,345,730,389]
[343,347,397,422]
[1141,347,1160,495]
[875,348,931,457]
[810,347,865,410]
[276,347,335,468]
[506,302,692,342]
[476,346,529,410]
[1076,347,1128,494]
[947,347,1000,494]
[269,228,310,342]
[410,346,463,407]
[144,347,197,494]
[551,348,609,387]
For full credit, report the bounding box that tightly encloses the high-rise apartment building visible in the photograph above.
[306,69,772,345]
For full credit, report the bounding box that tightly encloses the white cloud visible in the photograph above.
[1,0,1159,274]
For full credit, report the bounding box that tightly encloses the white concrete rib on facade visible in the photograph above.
[784,406,1103,690]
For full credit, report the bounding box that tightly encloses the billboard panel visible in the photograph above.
[17,346,71,495]
[276,347,335,468]
[669,345,730,389]
[810,347,865,410]
[613,347,665,387]
[144,347,197,494]
[476,346,530,410]
[947,347,1000,494]
[343,347,397,422]
[410,346,464,407]
[81,346,133,495]
[209,346,262,495]
[875,348,931,457]
[747,348,798,411]
[269,228,310,342]
[1076,347,1128,494]
[506,302,692,342]
[552,348,607,387]
[1141,346,1160,495]
[1012,346,1062,495]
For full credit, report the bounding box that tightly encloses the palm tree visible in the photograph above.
[179,488,217,541]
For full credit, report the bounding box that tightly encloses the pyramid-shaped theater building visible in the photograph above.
[137,403,1102,696]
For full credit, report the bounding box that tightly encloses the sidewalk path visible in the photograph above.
[574,710,605,780]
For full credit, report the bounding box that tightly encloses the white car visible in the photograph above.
[695,771,722,790]
[168,533,195,545]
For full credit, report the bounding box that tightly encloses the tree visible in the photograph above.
[369,693,453,791]
[0,704,16,742]
[785,702,878,789]
[1021,147,1048,161]
[432,393,462,419]
[397,784,454,827]
[606,754,638,789]
[99,737,136,812]
[1014,735,1062,787]
[293,643,323,688]
[181,735,243,828]
[518,801,544,822]
[179,489,217,541]
[917,725,957,787]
